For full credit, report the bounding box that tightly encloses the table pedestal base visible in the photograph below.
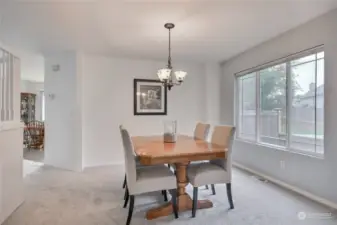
[146,193,213,220]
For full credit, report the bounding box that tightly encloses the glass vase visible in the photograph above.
[163,120,177,143]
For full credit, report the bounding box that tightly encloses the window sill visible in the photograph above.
[235,138,324,160]
[0,121,24,132]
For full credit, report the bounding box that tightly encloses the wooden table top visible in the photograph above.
[132,135,227,165]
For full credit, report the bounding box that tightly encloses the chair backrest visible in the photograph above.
[210,125,236,174]
[194,123,211,141]
[119,125,137,187]
[26,120,45,148]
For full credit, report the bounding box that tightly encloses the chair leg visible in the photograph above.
[205,185,209,189]
[162,190,168,202]
[123,174,127,189]
[226,183,234,209]
[124,182,129,200]
[171,189,178,219]
[126,195,135,225]
[123,186,129,208]
[211,184,216,195]
[192,187,198,218]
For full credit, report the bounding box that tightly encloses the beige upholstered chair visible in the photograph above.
[191,122,211,189]
[119,126,178,225]
[121,127,170,202]
[194,122,211,141]
[187,125,236,217]
[170,123,210,172]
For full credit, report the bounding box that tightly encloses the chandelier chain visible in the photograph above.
[168,28,172,69]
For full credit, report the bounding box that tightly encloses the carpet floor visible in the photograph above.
[4,165,337,225]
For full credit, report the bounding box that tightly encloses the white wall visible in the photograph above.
[44,52,212,170]
[21,80,44,121]
[19,52,44,82]
[0,45,24,224]
[44,52,82,171]
[81,55,207,167]
[221,9,337,204]
[0,129,24,224]
[205,63,221,125]
[0,41,44,82]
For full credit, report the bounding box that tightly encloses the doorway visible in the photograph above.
[21,82,45,176]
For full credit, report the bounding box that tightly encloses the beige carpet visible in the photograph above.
[23,149,45,177]
[4,165,337,225]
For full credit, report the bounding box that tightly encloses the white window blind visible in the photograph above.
[0,48,16,122]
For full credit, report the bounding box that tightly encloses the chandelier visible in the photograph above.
[157,23,187,91]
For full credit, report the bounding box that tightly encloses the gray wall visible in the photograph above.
[221,9,337,203]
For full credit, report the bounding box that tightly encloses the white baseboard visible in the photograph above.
[83,161,124,170]
[233,162,337,210]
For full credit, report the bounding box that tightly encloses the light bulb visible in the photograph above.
[175,71,187,82]
[157,68,171,81]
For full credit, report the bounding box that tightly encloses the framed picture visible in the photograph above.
[133,79,167,115]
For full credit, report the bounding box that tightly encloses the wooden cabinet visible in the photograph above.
[21,92,36,124]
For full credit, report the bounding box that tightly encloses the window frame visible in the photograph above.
[41,91,45,121]
[236,72,257,141]
[235,45,324,158]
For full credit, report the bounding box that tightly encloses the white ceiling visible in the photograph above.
[1,0,337,63]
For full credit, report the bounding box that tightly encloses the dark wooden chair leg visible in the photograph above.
[192,187,198,218]
[171,189,178,219]
[123,187,129,208]
[162,190,168,202]
[126,195,135,225]
[226,183,234,209]
[211,184,216,195]
[123,174,127,189]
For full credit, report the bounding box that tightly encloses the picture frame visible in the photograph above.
[133,79,167,115]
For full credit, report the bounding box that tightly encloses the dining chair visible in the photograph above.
[119,126,178,225]
[120,126,169,201]
[171,122,211,173]
[187,125,236,217]
[192,122,211,190]
[194,122,211,141]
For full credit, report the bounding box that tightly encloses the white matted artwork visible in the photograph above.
[133,79,167,115]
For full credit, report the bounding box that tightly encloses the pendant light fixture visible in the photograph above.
[157,23,187,91]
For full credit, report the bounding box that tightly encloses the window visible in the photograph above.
[0,48,16,122]
[238,73,256,141]
[236,48,324,155]
[259,63,287,147]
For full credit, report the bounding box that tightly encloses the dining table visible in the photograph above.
[132,134,228,220]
